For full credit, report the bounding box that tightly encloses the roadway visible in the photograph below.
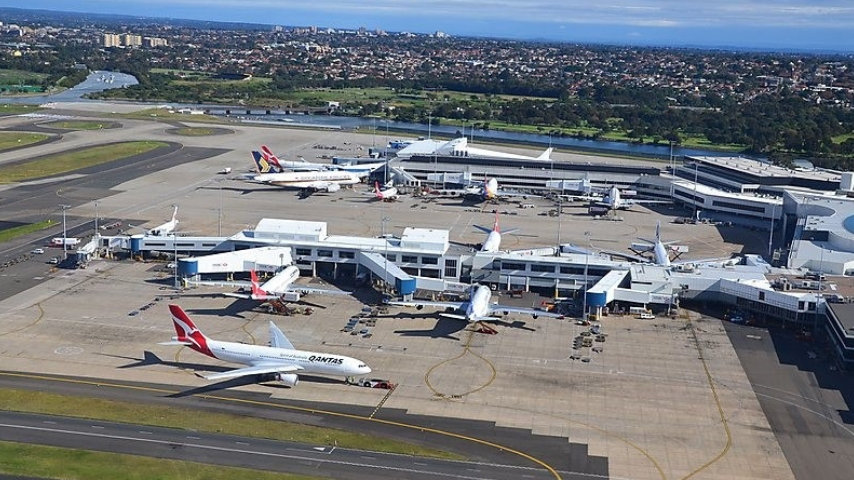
[725,322,854,480]
[0,372,598,480]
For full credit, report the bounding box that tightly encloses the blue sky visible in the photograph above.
[5,1,854,51]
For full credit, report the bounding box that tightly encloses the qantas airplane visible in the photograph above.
[365,181,399,201]
[631,222,677,267]
[261,145,385,178]
[259,145,325,172]
[387,284,563,323]
[433,177,532,202]
[160,304,371,386]
[234,268,349,302]
[473,213,518,253]
[250,151,361,192]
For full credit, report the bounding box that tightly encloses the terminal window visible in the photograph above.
[401,255,418,263]
[295,248,311,256]
[317,250,333,257]
[338,251,354,259]
[422,256,439,265]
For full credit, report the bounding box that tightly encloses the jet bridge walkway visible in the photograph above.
[357,251,416,295]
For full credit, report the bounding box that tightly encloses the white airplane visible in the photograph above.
[595,186,669,211]
[630,222,678,267]
[387,284,563,323]
[230,268,350,302]
[473,213,518,253]
[432,177,531,202]
[365,181,399,201]
[146,205,179,236]
[251,151,361,193]
[260,145,325,172]
[160,304,371,386]
[189,268,349,302]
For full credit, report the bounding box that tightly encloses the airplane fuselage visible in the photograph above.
[481,230,502,252]
[254,170,361,188]
[205,339,370,377]
[464,285,493,320]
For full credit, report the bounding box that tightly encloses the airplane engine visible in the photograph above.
[275,373,299,387]
[532,314,539,319]
[325,184,342,193]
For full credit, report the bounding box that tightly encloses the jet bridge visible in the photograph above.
[586,269,631,317]
[357,251,416,295]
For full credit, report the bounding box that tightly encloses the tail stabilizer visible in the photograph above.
[250,270,268,298]
[537,147,553,160]
[655,221,661,242]
[170,205,178,223]
[269,321,295,350]
[492,212,500,233]
[374,181,381,196]
[167,305,213,356]
[260,145,284,170]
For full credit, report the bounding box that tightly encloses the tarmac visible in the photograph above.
[0,107,797,479]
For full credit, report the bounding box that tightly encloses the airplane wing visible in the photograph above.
[487,304,564,318]
[202,363,302,381]
[269,321,295,349]
[387,300,464,310]
[288,285,351,295]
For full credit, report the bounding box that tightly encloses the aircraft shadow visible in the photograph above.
[393,316,466,340]
[105,351,233,375]
[168,373,342,397]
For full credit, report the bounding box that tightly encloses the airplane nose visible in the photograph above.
[362,366,372,374]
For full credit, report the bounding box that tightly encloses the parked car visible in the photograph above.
[31,248,44,254]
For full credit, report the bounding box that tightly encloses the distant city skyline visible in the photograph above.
[4,1,854,52]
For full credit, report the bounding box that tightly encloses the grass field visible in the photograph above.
[0,219,55,243]
[45,120,111,130]
[0,68,47,85]
[0,103,40,115]
[0,141,168,183]
[0,441,323,480]
[0,132,49,151]
[833,132,854,144]
[172,127,217,136]
[0,388,459,459]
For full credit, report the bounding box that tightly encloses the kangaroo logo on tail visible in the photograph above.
[168,305,213,356]
[260,145,284,171]
[249,270,268,298]
[493,212,500,233]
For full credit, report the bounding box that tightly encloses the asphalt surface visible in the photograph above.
[0,138,228,301]
[725,322,854,480]
[0,410,560,480]
[0,372,604,480]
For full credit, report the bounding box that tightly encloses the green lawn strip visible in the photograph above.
[0,441,323,480]
[173,127,216,136]
[832,132,854,144]
[0,103,40,115]
[44,120,110,130]
[0,68,47,84]
[0,132,49,151]
[0,141,168,183]
[0,388,461,460]
[0,219,55,243]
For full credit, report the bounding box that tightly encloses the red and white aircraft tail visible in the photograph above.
[163,304,214,357]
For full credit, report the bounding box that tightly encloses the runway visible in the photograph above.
[0,411,559,480]
[0,372,599,480]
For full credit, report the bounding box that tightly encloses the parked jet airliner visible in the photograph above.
[250,151,361,192]
[473,213,518,253]
[161,305,371,386]
[387,284,563,323]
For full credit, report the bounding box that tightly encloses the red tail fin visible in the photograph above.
[374,181,381,196]
[168,305,213,356]
[259,145,282,169]
[250,270,267,297]
[493,212,500,233]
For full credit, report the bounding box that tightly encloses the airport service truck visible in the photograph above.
[50,237,79,247]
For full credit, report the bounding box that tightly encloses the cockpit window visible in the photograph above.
[358,364,367,368]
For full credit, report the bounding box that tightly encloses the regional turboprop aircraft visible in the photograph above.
[160,305,371,386]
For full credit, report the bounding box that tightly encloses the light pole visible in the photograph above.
[218,180,223,237]
[582,231,590,320]
[60,204,70,260]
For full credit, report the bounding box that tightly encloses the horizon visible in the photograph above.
[1,1,853,54]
